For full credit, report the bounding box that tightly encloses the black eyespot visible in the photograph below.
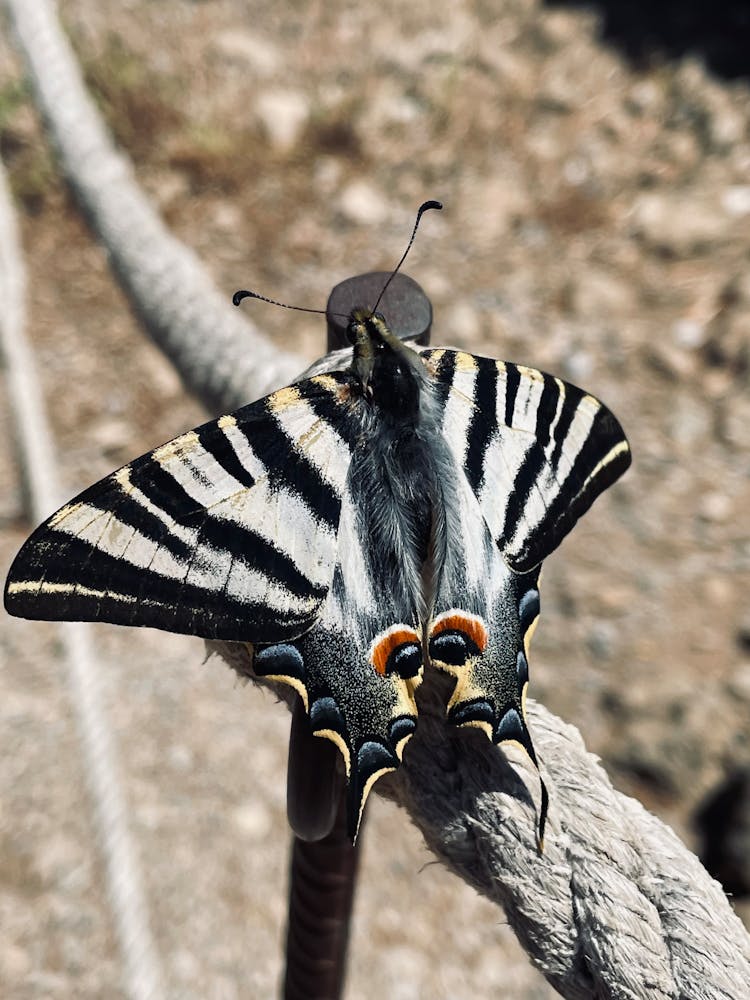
[429,630,483,666]
[253,643,305,680]
[386,642,422,679]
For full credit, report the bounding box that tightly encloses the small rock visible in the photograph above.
[337,180,388,225]
[698,491,732,523]
[631,192,727,258]
[586,622,617,660]
[255,90,309,151]
[728,663,750,702]
[706,102,747,153]
[722,185,750,219]
[565,267,635,318]
[167,743,194,772]
[232,801,273,840]
[672,318,706,349]
[213,32,280,76]
[91,419,132,453]
[562,349,593,382]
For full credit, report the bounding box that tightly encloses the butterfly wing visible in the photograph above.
[423,348,630,840]
[5,368,422,837]
[423,348,631,572]
[5,373,357,643]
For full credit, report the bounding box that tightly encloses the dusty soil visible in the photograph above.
[1,0,749,997]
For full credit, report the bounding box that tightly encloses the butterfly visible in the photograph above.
[4,209,631,842]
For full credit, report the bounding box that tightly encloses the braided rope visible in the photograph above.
[0,155,166,1000]
[5,1,750,996]
[384,675,750,998]
[4,0,302,413]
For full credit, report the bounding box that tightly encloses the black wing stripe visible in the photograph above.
[500,443,548,549]
[197,424,257,490]
[534,373,560,449]
[131,461,206,526]
[503,362,521,428]
[549,384,580,472]
[464,357,497,493]
[81,487,195,563]
[248,410,341,532]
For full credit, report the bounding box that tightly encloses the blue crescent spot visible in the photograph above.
[519,589,540,630]
[495,707,524,743]
[253,643,305,679]
[516,649,529,686]
[310,696,345,733]
[357,740,396,778]
[449,698,494,727]
[389,715,416,746]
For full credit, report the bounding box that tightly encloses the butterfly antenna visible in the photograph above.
[371,199,442,315]
[232,288,327,315]
[233,288,349,322]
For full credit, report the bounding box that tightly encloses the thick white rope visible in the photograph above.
[0,157,166,1000]
[5,1,750,997]
[4,0,303,413]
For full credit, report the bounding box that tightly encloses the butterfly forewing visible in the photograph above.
[422,348,631,572]
[5,373,357,643]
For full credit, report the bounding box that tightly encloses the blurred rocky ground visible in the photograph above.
[1,0,748,996]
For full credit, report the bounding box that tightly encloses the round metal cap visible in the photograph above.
[325,271,432,350]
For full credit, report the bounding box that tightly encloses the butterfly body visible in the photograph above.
[5,308,630,839]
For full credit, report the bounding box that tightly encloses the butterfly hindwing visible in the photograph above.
[245,461,425,838]
[5,373,358,643]
[423,348,630,841]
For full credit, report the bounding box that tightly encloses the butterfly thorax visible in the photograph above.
[348,310,427,422]
[345,311,456,626]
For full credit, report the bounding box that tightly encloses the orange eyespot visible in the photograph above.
[430,611,488,653]
[369,625,422,678]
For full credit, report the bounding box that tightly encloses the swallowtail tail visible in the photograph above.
[4,253,630,842]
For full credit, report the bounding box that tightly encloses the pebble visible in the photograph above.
[212,31,280,76]
[728,663,750,702]
[337,180,389,225]
[631,192,728,257]
[698,491,732,523]
[672,318,706,349]
[255,90,309,151]
[722,185,750,219]
[232,801,273,840]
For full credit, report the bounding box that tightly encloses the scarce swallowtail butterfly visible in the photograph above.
[4,203,631,842]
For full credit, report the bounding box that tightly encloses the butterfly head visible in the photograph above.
[347,309,426,418]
